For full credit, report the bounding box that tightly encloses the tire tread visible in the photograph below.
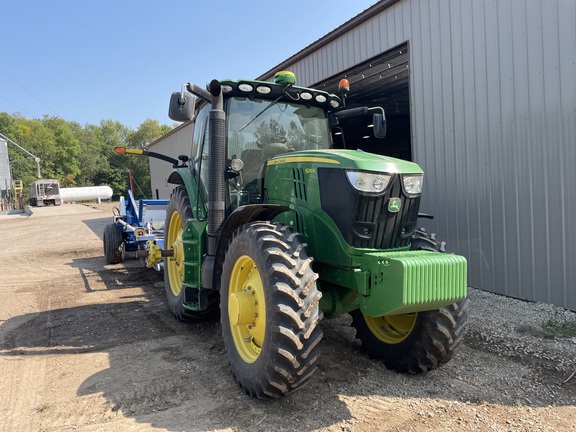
[221,222,323,398]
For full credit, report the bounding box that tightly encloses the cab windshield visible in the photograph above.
[224,96,331,208]
[227,96,331,160]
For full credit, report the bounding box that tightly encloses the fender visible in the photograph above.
[167,167,194,190]
[167,168,206,220]
[218,204,290,252]
[201,204,289,290]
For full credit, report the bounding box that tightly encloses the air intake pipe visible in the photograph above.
[207,79,226,256]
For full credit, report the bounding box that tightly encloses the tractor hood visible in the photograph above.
[266,149,423,175]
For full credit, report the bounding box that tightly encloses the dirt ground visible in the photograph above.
[0,203,574,432]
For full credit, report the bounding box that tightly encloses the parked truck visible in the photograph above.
[117,71,469,399]
[29,179,61,206]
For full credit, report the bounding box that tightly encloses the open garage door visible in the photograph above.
[314,42,411,161]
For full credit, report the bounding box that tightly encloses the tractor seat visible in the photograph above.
[240,149,265,187]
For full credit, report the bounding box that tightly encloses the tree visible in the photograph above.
[11,118,55,188]
[69,122,107,186]
[0,113,173,200]
[43,117,81,186]
[0,112,18,139]
[127,119,171,149]
[96,120,132,198]
[122,119,173,199]
[255,119,286,147]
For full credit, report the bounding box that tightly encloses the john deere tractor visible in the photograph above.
[153,71,468,398]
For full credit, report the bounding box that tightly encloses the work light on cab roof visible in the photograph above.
[338,78,350,92]
[338,78,350,106]
[210,71,343,110]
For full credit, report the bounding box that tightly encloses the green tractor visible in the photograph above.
[156,71,468,398]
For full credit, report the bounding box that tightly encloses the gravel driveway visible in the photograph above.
[0,203,574,431]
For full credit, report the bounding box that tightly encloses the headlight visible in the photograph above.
[230,158,244,173]
[402,174,423,195]
[346,171,391,194]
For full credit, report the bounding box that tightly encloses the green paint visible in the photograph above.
[358,250,467,316]
[266,149,422,268]
[169,168,208,305]
[267,149,423,174]
[314,250,467,317]
[181,219,208,311]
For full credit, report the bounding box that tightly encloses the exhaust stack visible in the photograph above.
[207,79,226,256]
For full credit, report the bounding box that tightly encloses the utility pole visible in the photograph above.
[0,132,41,178]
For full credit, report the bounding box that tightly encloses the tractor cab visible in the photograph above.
[169,71,386,216]
[224,88,334,208]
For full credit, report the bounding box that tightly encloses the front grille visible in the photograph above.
[319,169,420,250]
[292,168,308,201]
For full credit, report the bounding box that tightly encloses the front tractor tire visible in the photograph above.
[351,228,469,374]
[220,222,323,398]
[103,223,125,264]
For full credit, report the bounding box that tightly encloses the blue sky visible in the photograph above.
[0,0,378,129]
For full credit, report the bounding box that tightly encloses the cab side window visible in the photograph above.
[192,104,210,189]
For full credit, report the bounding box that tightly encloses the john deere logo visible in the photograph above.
[388,198,401,213]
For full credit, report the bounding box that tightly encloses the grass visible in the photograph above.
[534,319,576,339]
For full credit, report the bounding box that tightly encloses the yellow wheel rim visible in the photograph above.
[228,255,266,363]
[166,210,185,296]
[365,313,418,344]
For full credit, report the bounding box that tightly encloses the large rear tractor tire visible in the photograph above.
[220,222,323,398]
[103,223,125,264]
[164,186,217,321]
[350,228,469,374]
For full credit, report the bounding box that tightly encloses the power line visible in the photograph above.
[108,158,148,199]
[0,94,36,117]
[0,68,61,117]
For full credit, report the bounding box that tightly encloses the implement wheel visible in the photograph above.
[350,228,469,374]
[220,222,323,398]
[103,223,125,264]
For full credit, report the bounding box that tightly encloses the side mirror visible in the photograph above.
[373,112,387,139]
[168,91,195,122]
[334,106,368,121]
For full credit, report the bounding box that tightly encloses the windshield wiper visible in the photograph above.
[239,84,292,132]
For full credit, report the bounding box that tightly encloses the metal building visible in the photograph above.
[149,0,576,309]
[149,122,192,200]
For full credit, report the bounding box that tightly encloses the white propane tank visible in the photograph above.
[60,186,113,202]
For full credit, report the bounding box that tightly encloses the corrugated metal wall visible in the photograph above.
[0,139,11,192]
[270,0,576,309]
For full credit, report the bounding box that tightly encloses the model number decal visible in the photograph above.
[267,157,340,166]
[305,168,315,174]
